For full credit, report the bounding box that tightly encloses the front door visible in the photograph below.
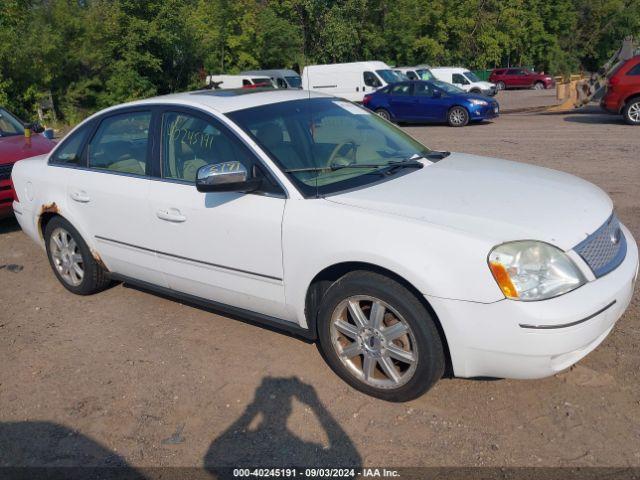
[146,109,287,318]
[413,82,448,121]
[388,83,416,120]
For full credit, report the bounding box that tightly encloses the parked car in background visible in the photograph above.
[363,80,499,127]
[395,66,434,81]
[489,68,555,90]
[430,67,497,96]
[0,107,56,219]
[302,61,405,102]
[600,55,640,125]
[12,89,637,401]
[241,69,302,89]
[205,74,274,90]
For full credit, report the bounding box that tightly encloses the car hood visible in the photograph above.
[0,134,55,165]
[325,153,612,250]
[460,93,497,103]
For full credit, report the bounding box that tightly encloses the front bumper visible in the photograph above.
[470,103,499,120]
[428,225,638,379]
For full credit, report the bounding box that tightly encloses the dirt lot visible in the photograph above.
[1,98,639,474]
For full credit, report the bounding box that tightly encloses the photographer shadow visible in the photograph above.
[204,377,361,477]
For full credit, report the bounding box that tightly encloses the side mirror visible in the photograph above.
[433,90,442,98]
[26,121,45,133]
[196,161,261,193]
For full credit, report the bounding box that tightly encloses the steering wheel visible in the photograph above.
[327,140,357,168]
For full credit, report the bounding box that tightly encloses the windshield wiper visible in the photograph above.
[423,150,450,160]
[284,159,423,174]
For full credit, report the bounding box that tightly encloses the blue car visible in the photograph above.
[363,80,499,127]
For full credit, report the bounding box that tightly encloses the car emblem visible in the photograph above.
[610,228,621,245]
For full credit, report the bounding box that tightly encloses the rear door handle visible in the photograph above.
[156,208,186,223]
[70,190,90,203]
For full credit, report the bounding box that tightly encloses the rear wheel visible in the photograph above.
[447,106,469,127]
[375,108,392,122]
[533,81,545,90]
[496,81,506,90]
[316,271,445,402]
[44,216,111,295]
[622,98,640,125]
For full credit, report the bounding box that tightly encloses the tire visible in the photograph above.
[44,216,111,295]
[316,271,445,402]
[496,81,506,90]
[470,88,481,94]
[622,98,640,125]
[447,106,469,127]
[533,81,545,90]
[375,108,392,122]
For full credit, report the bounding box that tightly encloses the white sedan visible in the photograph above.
[11,89,638,401]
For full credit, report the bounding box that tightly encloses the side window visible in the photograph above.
[627,63,640,76]
[50,125,90,165]
[87,112,151,175]
[452,74,469,85]
[276,78,287,88]
[405,71,418,80]
[414,83,434,97]
[161,112,255,183]
[242,79,251,86]
[389,84,412,96]
[363,71,381,88]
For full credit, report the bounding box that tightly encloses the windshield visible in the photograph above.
[376,69,405,84]
[227,98,431,196]
[0,108,25,137]
[463,71,481,82]
[285,76,302,88]
[416,69,434,80]
[431,80,465,94]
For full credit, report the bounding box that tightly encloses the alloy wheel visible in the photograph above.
[627,102,640,123]
[376,109,390,121]
[449,107,467,126]
[49,227,84,286]
[497,81,505,90]
[330,295,418,389]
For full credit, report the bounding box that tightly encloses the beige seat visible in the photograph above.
[256,123,304,168]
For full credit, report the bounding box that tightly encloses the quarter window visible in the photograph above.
[87,112,151,175]
[50,125,91,165]
[161,112,253,182]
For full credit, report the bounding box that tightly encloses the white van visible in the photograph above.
[430,67,497,96]
[396,65,435,81]
[205,74,274,90]
[302,61,405,102]
[240,69,302,89]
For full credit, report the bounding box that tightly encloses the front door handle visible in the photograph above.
[156,208,187,223]
[70,190,90,203]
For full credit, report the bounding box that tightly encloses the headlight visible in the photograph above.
[488,241,586,301]
[469,99,488,106]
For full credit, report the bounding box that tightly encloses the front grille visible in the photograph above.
[0,163,13,181]
[574,214,627,278]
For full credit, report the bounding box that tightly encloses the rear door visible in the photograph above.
[63,108,164,285]
[146,107,288,318]
[388,83,416,120]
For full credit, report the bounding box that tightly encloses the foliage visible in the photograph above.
[0,0,638,122]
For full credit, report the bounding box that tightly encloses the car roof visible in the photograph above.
[117,88,331,114]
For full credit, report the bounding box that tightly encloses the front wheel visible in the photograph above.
[316,271,445,402]
[496,81,506,90]
[533,81,545,90]
[622,98,640,125]
[447,106,469,127]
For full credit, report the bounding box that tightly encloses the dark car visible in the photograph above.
[600,55,640,125]
[0,107,56,218]
[489,68,555,90]
[363,80,499,127]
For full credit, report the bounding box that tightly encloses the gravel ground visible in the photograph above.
[1,101,639,474]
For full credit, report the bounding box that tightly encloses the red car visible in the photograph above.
[0,107,56,218]
[489,68,555,90]
[601,55,640,125]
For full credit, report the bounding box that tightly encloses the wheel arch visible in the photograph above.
[622,93,640,113]
[304,261,453,376]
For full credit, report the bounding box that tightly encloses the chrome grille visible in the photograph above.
[574,214,627,278]
[0,163,12,181]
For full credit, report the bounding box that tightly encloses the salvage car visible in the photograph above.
[363,80,499,126]
[489,68,555,90]
[11,89,638,401]
[0,107,56,219]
